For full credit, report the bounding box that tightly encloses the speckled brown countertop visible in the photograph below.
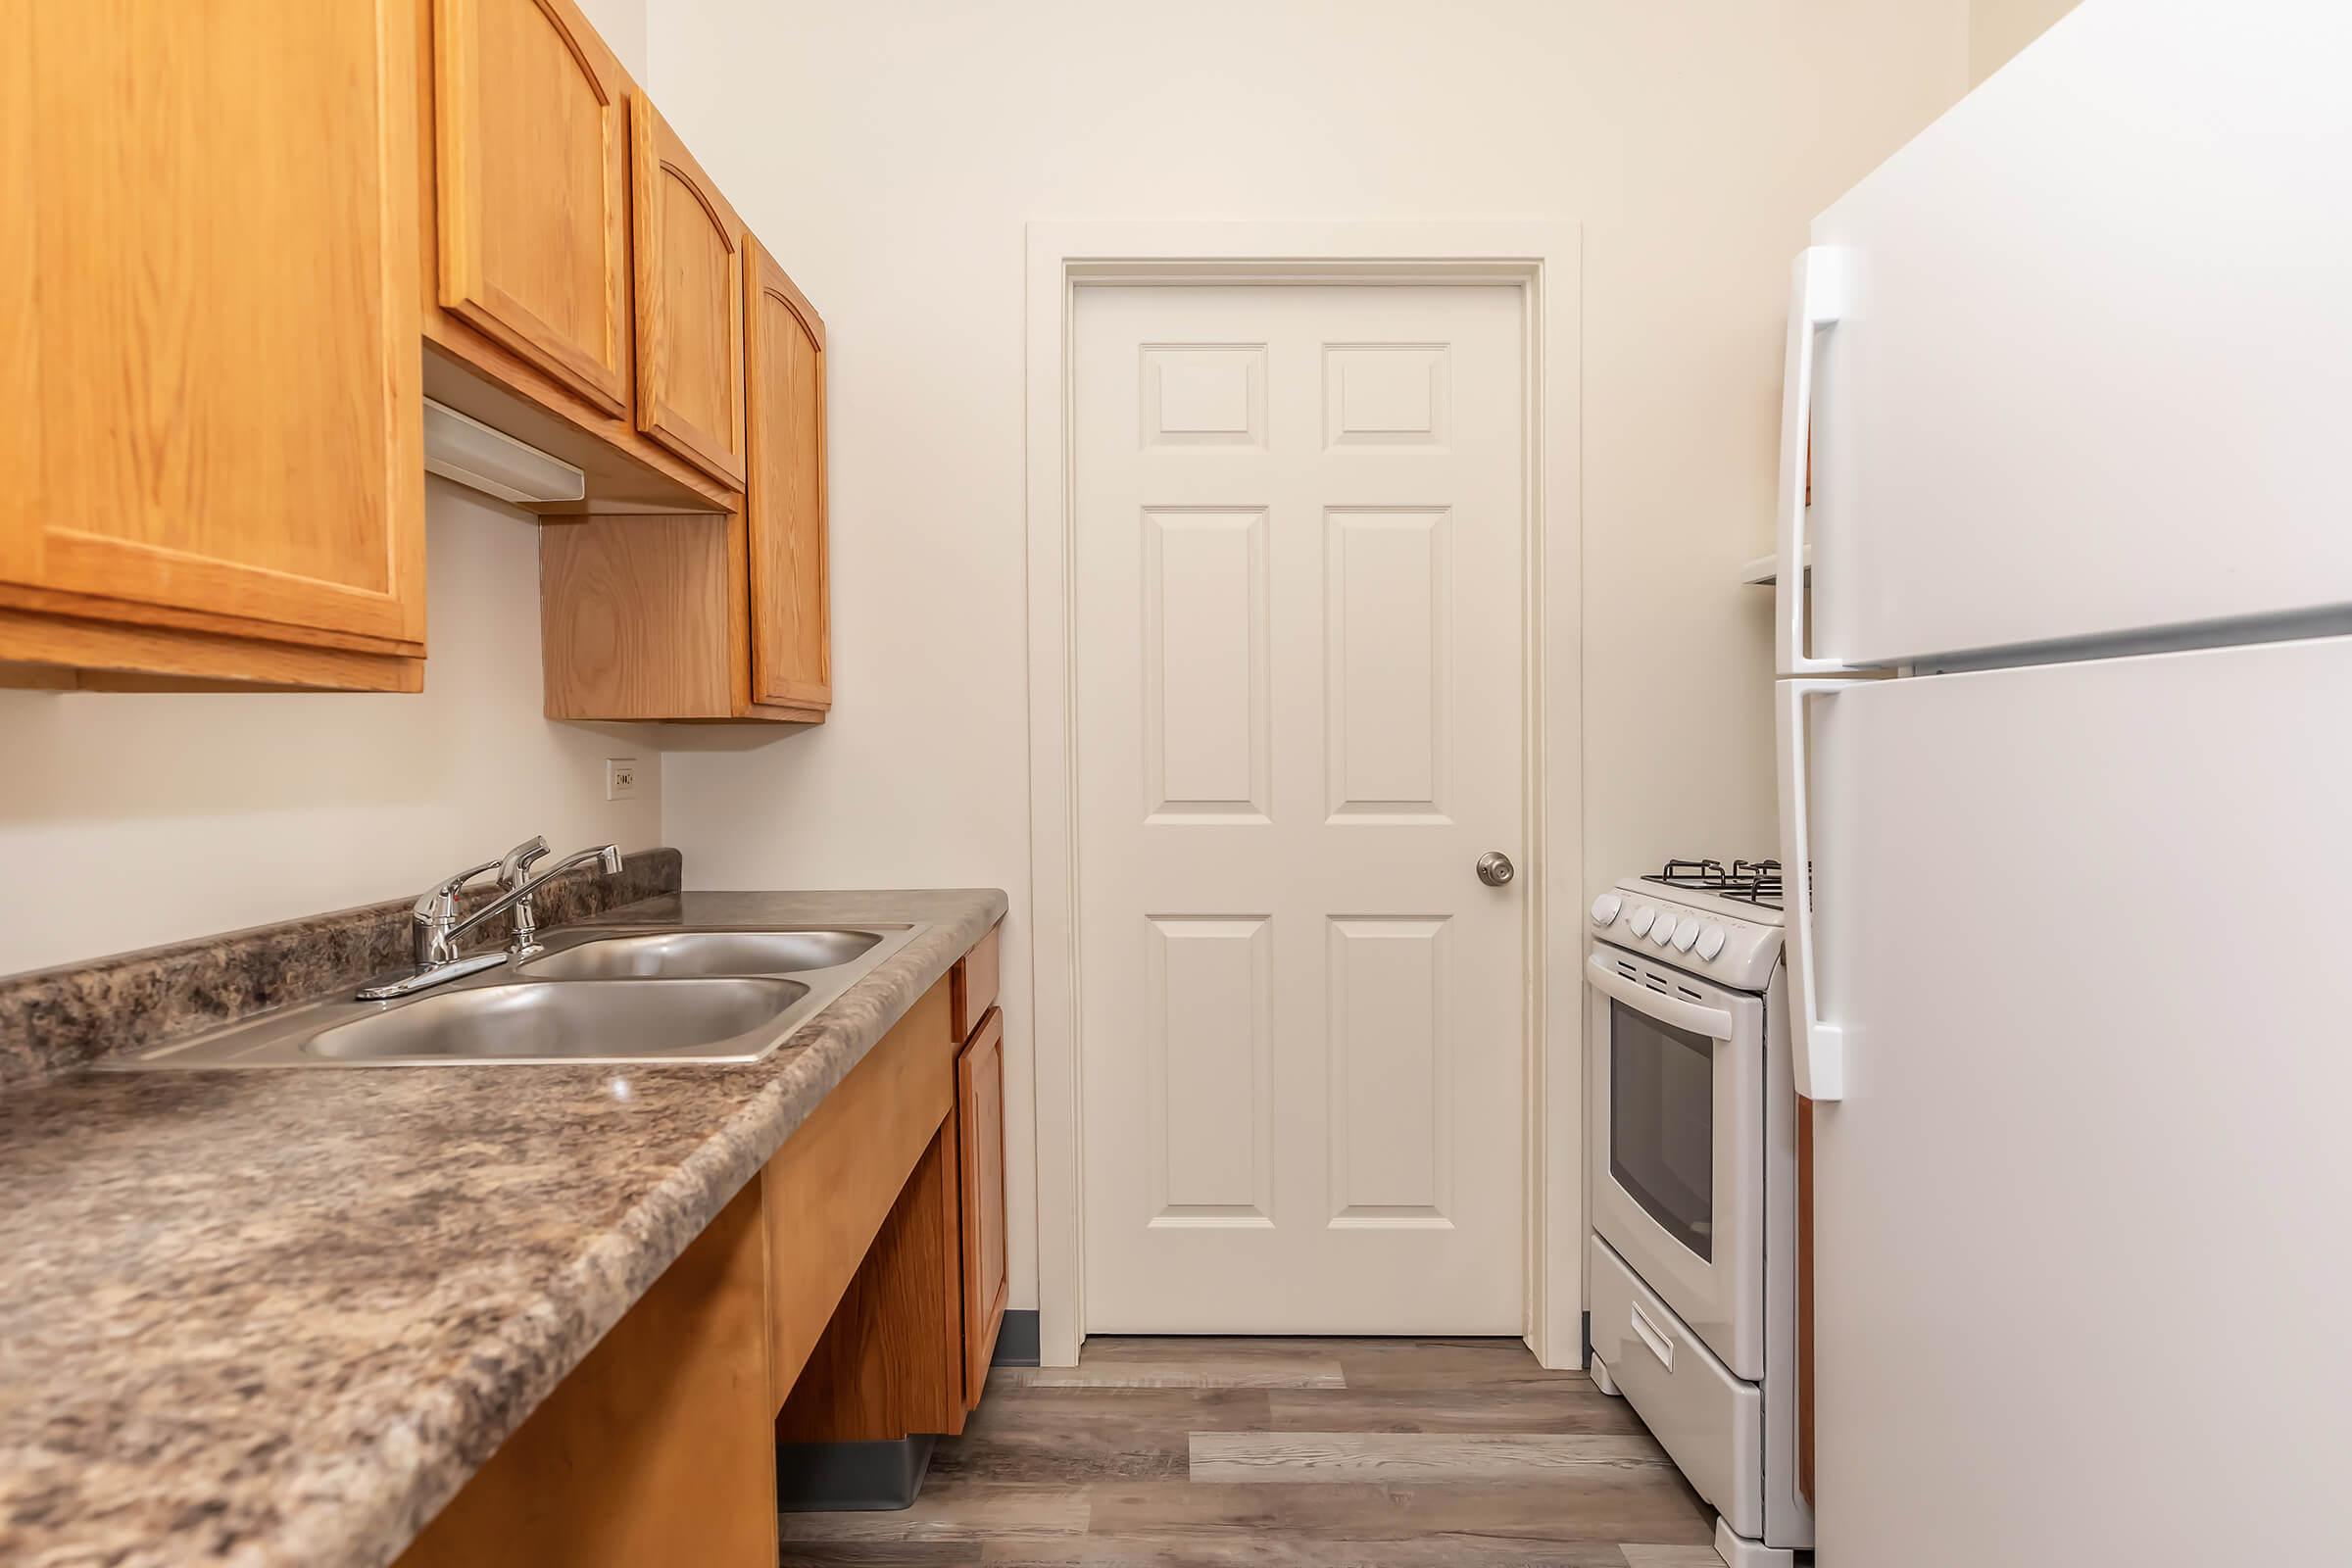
[0,888,1006,1568]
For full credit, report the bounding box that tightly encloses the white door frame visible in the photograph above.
[1024,220,1584,1368]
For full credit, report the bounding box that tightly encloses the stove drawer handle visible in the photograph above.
[1629,1298,1676,1371]
[1585,956,1735,1041]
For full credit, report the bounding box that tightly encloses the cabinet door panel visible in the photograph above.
[957,1006,1009,1405]
[433,0,631,417]
[631,99,746,488]
[744,238,830,710]
[2,0,425,649]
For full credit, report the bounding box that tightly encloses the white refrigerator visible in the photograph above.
[1775,3,2352,1563]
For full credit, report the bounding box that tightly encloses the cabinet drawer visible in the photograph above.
[951,923,1001,1043]
[1590,1236,1763,1539]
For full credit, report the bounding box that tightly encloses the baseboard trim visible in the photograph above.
[775,1434,937,1512]
[992,1308,1042,1367]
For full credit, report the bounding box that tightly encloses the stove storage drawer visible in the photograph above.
[1590,1235,1763,1539]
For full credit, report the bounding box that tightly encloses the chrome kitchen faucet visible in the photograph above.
[358,839,621,1001]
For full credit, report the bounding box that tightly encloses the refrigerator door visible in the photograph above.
[1796,0,2352,671]
[1794,637,2352,1564]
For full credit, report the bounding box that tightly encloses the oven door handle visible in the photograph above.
[1585,956,1736,1041]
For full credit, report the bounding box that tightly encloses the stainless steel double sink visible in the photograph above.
[112,924,927,1070]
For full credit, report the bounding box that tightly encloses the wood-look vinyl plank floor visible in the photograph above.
[779,1338,1717,1568]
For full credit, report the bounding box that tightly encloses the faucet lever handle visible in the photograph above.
[412,858,501,924]
[498,835,552,888]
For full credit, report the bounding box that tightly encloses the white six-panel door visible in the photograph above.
[1073,283,1525,1333]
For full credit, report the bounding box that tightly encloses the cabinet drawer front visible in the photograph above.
[630,97,747,488]
[5,0,426,648]
[957,1005,1008,1405]
[951,923,1002,1044]
[744,237,830,710]
[1589,1235,1764,1539]
[762,975,956,1409]
[432,0,632,417]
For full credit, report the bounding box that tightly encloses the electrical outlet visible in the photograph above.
[605,757,639,801]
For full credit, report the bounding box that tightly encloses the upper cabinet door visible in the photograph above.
[431,0,632,418]
[630,99,748,489]
[1,0,426,650]
[744,237,831,711]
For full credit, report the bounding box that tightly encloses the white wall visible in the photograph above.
[648,0,1970,1312]
[573,0,648,81]
[1971,0,2082,83]
[0,480,662,976]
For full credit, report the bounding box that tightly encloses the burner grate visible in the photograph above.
[1642,857,1783,908]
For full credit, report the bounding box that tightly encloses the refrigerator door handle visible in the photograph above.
[1776,246,1862,677]
[1778,676,1866,1101]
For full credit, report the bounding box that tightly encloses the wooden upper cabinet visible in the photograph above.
[630,99,749,489]
[430,0,631,419]
[0,0,427,678]
[744,238,832,711]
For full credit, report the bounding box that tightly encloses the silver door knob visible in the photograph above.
[1476,851,1516,887]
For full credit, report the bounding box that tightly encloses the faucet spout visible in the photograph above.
[430,844,621,964]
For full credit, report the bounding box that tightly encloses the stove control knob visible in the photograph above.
[1650,913,1677,946]
[1672,921,1700,954]
[1628,906,1656,938]
[1696,925,1728,961]
[1591,894,1622,927]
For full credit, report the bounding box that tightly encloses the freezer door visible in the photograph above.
[1796,638,2352,1564]
[1797,0,2352,669]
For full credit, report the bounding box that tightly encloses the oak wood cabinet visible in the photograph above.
[631,98,749,490]
[537,238,831,724]
[416,0,735,515]
[430,0,632,417]
[394,1180,776,1568]
[956,1005,1010,1405]
[0,0,428,692]
[745,238,833,711]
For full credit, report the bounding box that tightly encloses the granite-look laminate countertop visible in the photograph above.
[0,888,1006,1568]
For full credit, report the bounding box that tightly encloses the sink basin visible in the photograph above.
[304,978,807,1064]
[108,921,928,1071]
[519,928,883,980]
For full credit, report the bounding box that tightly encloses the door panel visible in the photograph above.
[744,237,830,710]
[1075,284,1526,1333]
[630,98,746,488]
[1809,1,2352,666]
[1806,638,2352,1563]
[432,0,632,416]
[3,0,425,648]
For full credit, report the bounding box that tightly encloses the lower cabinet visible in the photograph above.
[396,927,1006,1560]
[956,1007,1008,1404]
[395,1179,775,1568]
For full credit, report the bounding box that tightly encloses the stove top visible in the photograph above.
[1592,857,1786,993]
[1640,858,1782,911]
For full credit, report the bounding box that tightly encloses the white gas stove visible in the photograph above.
[1588,858,1785,995]
[1585,857,1808,1566]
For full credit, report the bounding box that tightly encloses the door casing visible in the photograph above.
[1023,220,1584,1368]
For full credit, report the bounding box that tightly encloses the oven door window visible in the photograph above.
[1609,997,1715,1261]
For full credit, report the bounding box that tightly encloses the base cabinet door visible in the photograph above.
[956,1005,1008,1403]
[3,0,428,681]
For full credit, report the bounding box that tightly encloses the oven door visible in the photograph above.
[1588,942,1766,1379]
